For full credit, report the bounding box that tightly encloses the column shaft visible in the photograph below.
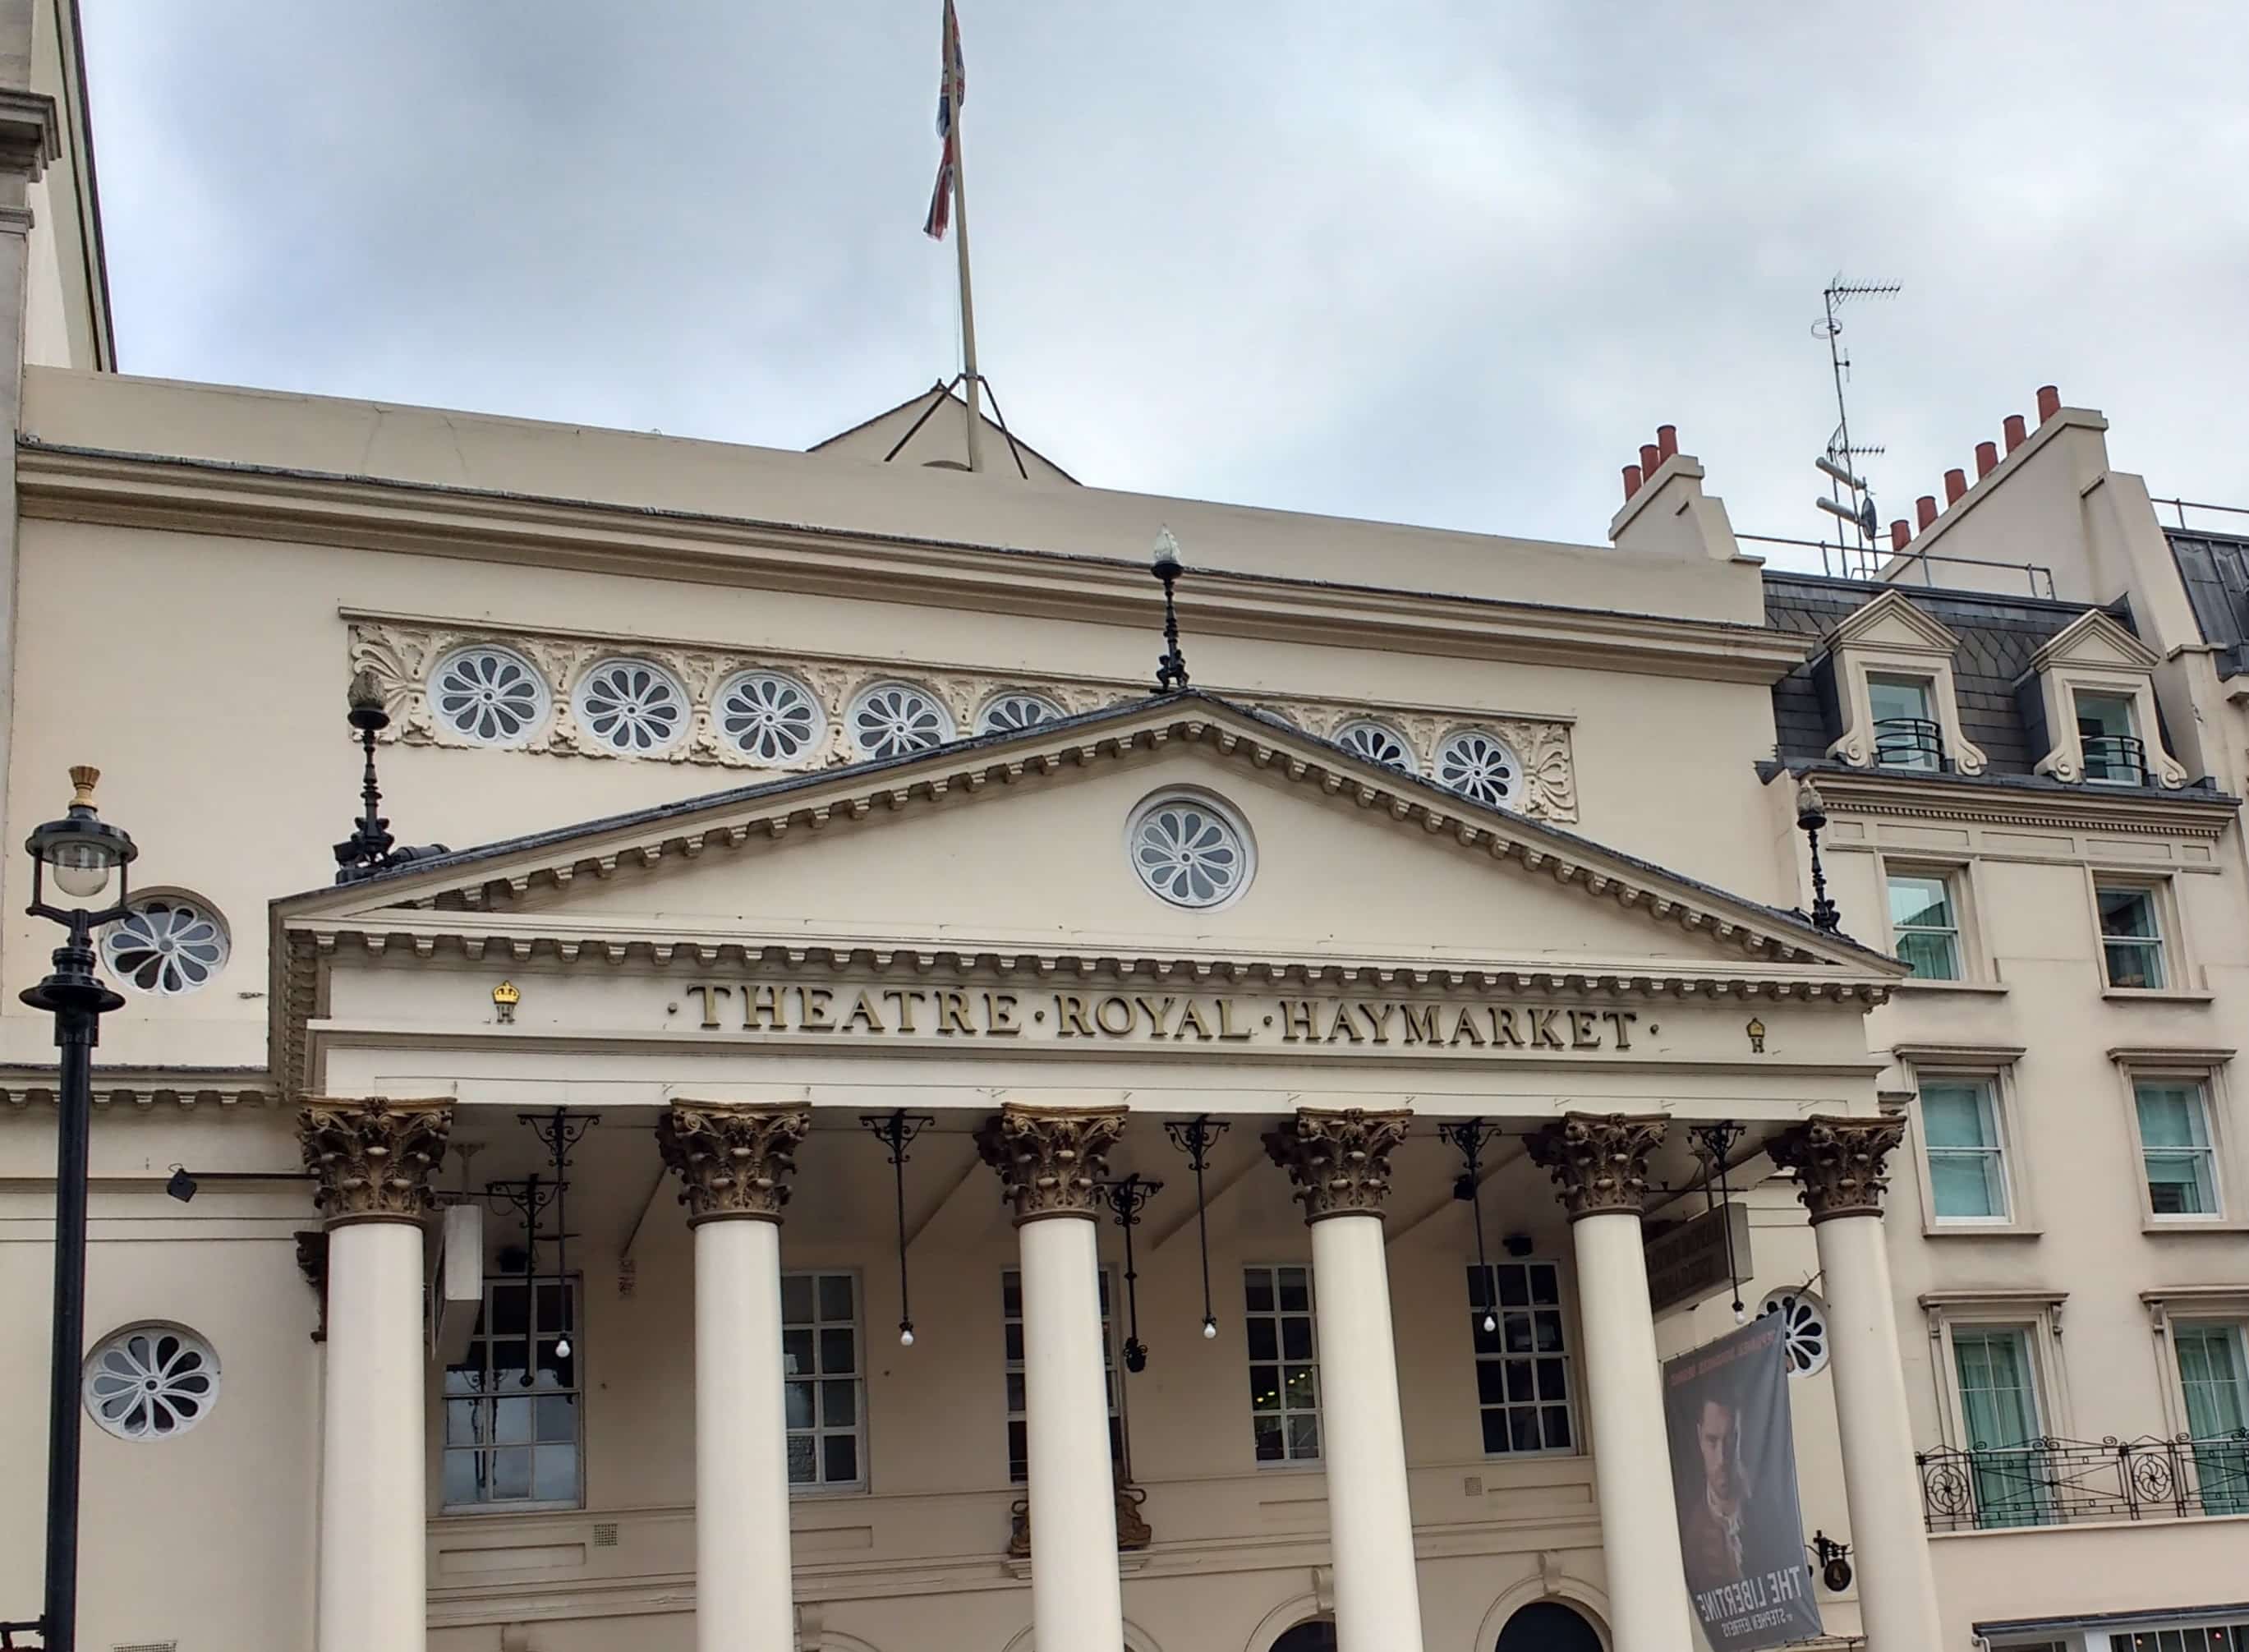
[695,1217,795,1652]
[1309,1212,1426,1651]
[1812,1213,1943,1650]
[1571,1210,1697,1652]
[1019,1213,1125,1652]
[317,1220,429,1652]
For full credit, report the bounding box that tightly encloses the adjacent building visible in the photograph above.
[0,7,2242,1652]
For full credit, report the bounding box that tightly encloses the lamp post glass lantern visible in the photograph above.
[11,767,136,1652]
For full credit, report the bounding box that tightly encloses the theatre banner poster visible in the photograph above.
[1663,1314,1823,1650]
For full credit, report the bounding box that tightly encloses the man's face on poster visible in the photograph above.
[1698,1397,1744,1503]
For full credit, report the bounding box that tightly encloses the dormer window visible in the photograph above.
[1869,676,1943,771]
[2019,611,2188,791]
[2073,691,2146,786]
[1812,591,1988,777]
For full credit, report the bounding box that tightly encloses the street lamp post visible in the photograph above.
[10,767,136,1652]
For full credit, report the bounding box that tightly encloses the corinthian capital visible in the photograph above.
[1263,1107,1411,1222]
[658,1102,811,1223]
[298,1097,455,1225]
[1768,1115,1906,1224]
[975,1104,1126,1223]
[1525,1111,1667,1220]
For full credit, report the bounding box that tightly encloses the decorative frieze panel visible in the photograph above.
[345,616,1580,821]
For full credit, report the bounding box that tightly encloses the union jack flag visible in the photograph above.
[924,0,966,239]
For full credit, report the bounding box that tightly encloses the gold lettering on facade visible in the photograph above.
[671,983,1707,1058]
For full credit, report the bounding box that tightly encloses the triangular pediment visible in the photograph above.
[1819,589,1962,658]
[278,696,1898,987]
[2030,609,2159,673]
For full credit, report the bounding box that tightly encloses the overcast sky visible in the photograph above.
[80,2,2249,574]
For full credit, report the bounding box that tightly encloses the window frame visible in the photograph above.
[1866,672,1944,771]
[2072,689,2142,787]
[1917,1075,2015,1226]
[2093,877,2176,995]
[2120,1068,2234,1228]
[440,1274,585,1515]
[781,1268,868,1496]
[1465,1257,1580,1459]
[1897,1047,2036,1236]
[1244,1262,1322,1468]
[1001,1265,1121,1485]
[1885,866,1965,982]
[1923,1291,2072,1453]
[1874,854,1999,992]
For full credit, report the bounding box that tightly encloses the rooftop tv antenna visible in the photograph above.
[1810,276,1900,558]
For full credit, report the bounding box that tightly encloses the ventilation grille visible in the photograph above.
[591,1521,620,1548]
[114,1642,179,1652]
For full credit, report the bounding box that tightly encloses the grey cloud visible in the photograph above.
[82,1,2249,571]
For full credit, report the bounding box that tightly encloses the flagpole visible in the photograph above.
[945,30,985,473]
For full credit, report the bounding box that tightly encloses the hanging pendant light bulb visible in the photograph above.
[1483,1311,1498,1334]
[899,1322,916,1347]
[554,1334,573,1360]
[1202,1315,1218,1340]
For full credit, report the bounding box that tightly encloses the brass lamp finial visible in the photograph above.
[68,766,100,808]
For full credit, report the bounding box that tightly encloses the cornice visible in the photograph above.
[0,1068,280,1113]
[18,442,1809,683]
[1779,765,2238,837]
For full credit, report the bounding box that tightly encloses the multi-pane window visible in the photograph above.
[1868,675,1942,769]
[1001,1268,1120,1483]
[2076,691,2143,785]
[1245,1265,1320,1463]
[2173,1322,2249,1517]
[1952,1327,2048,1528]
[2098,886,2169,990]
[782,1272,863,1489]
[2109,1625,2249,1652]
[1888,872,1962,980]
[1920,1079,2010,1221]
[1468,1260,1575,1455]
[2135,1081,2221,1218]
[443,1277,581,1509]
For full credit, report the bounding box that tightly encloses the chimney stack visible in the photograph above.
[1656,424,1678,462]
[1916,495,1939,529]
[1640,443,1663,476]
[2035,384,2061,422]
[1944,467,1968,504]
[1622,463,1644,499]
[1975,440,1999,479]
[2003,413,2027,453]
[1890,519,1911,553]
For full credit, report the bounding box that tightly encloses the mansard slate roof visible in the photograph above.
[1764,571,2136,776]
[2167,527,2249,678]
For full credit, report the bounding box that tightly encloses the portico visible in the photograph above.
[274,693,1943,1651]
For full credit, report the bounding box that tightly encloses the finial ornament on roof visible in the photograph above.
[1152,527,1189,693]
[333,671,449,884]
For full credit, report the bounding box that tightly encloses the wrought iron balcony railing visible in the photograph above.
[1918,1432,2249,1532]
[1872,716,1947,771]
[2081,733,2151,785]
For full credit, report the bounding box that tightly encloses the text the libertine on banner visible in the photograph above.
[675,980,1660,1055]
[1663,1316,1822,1651]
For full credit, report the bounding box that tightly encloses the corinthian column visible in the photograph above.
[1769,1116,1943,1651]
[658,1102,812,1652]
[975,1104,1129,1652]
[299,1097,454,1652]
[1526,1112,1695,1652]
[1264,1107,1425,1652]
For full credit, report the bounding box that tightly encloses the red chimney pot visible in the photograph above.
[1916,495,1939,529]
[2003,413,2028,453]
[1622,464,1643,499]
[1944,468,1968,504]
[2035,384,2061,422]
[1640,444,1663,476]
[1890,519,1911,552]
[1656,425,1679,461]
[1975,440,1999,479]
